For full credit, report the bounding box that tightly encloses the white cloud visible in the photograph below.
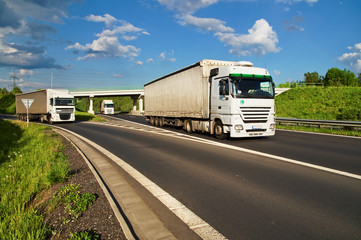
[159,51,176,61]
[178,14,234,33]
[19,69,34,77]
[215,19,280,56]
[113,74,125,78]
[67,14,148,61]
[158,0,280,57]
[338,42,361,73]
[157,0,219,14]
[85,13,117,27]
[274,70,281,75]
[276,0,318,5]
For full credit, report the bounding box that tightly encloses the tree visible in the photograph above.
[304,71,321,84]
[358,73,361,87]
[323,68,357,86]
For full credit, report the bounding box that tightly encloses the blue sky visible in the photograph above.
[0,0,360,92]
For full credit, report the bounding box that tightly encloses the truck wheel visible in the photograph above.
[214,121,225,140]
[159,117,164,127]
[150,117,155,126]
[155,117,159,127]
[185,120,192,133]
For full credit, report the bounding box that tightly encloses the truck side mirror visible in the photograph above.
[50,98,53,106]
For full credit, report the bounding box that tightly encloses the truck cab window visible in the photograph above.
[219,79,229,96]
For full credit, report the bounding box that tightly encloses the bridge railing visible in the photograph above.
[276,117,361,131]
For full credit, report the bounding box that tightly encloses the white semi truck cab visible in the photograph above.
[101,100,114,114]
[210,61,275,138]
[145,60,276,139]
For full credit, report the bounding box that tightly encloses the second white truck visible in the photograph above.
[101,100,114,114]
[144,59,276,139]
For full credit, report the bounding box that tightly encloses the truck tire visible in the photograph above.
[185,119,192,133]
[159,117,164,127]
[214,121,225,140]
[48,115,53,124]
[150,116,155,126]
[155,117,159,127]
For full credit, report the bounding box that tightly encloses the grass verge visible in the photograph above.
[276,123,361,137]
[75,111,106,122]
[0,120,99,239]
[0,120,69,239]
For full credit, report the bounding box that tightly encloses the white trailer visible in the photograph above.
[101,100,114,115]
[16,89,75,124]
[144,59,276,139]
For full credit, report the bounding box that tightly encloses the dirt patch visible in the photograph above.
[38,134,127,240]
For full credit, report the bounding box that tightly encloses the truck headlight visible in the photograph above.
[234,125,243,131]
[270,123,276,131]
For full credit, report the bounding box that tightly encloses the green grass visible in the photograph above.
[276,124,361,137]
[75,111,106,122]
[0,120,70,239]
[276,87,361,121]
[49,184,96,223]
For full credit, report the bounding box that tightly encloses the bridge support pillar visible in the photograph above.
[130,95,144,115]
[139,96,143,112]
[88,95,95,114]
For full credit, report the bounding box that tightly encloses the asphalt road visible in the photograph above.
[57,115,361,240]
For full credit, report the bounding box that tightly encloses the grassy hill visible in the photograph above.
[275,87,361,121]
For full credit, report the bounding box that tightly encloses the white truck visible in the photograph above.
[144,59,276,139]
[16,89,75,124]
[101,100,114,114]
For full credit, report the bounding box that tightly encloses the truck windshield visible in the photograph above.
[230,76,274,99]
[105,104,114,108]
[55,98,75,106]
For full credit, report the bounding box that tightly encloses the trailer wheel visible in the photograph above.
[214,121,225,140]
[185,119,192,133]
[150,116,155,126]
[159,117,164,127]
[154,117,159,127]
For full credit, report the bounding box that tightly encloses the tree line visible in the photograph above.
[279,67,361,88]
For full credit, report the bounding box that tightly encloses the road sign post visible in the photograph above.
[21,99,34,127]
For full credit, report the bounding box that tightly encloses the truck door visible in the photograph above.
[211,78,230,115]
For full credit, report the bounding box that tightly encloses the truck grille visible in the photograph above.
[56,108,74,113]
[240,107,271,123]
[60,114,71,120]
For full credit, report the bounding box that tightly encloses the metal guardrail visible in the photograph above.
[276,117,361,130]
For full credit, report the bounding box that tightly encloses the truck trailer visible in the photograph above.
[144,59,276,139]
[101,100,114,114]
[16,89,75,124]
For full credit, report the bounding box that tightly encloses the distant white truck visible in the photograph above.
[144,59,276,139]
[101,100,114,114]
[16,89,75,124]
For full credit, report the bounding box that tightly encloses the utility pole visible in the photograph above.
[9,68,17,90]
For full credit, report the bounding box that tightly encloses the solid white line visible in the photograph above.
[53,124,227,240]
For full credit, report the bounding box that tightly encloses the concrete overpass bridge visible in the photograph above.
[70,89,144,114]
[69,88,289,114]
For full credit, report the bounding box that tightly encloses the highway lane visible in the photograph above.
[113,114,361,176]
[57,118,361,240]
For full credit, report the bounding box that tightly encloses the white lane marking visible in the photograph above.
[53,125,227,240]
[89,118,361,181]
